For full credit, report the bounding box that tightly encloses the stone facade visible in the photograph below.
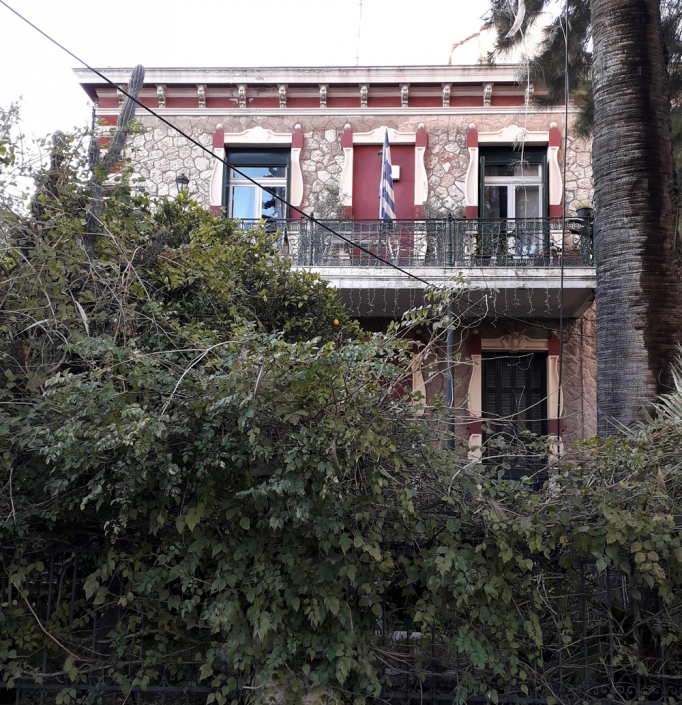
[125,111,592,216]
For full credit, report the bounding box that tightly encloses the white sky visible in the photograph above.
[0,0,491,141]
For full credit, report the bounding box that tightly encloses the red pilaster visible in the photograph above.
[549,125,563,217]
[213,125,225,149]
[342,125,353,217]
[292,124,304,149]
[465,126,479,219]
[548,333,564,434]
[415,124,428,217]
[211,125,226,215]
[466,333,482,435]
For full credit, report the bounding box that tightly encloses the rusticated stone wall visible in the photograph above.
[124,112,592,215]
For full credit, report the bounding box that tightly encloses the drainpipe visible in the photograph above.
[446,300,455,449]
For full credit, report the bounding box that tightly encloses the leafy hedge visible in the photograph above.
[2,118,682,705]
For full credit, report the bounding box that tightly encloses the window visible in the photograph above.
[479,148,547,220]
[226,151,289,220]
[481,352,548,478]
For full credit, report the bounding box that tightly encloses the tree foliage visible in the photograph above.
[485,0,682,140]
[2,114,682,704]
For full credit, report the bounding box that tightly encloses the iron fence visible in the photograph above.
[3,549,677,704]
[379,561,680,704]
[236,218,594,268]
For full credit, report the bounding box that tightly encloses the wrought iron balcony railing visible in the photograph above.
[236,217,594,268]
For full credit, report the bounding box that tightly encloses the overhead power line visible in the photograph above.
[0,0,594,340]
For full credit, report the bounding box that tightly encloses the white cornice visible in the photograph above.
[74,64,524,86]
[94,107,578,118]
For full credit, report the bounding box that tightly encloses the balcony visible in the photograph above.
[237,218,596,318]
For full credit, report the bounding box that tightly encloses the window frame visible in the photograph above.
[224,149,290,220]
[479,147,549,220]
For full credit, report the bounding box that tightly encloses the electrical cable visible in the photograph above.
[0,0,594,340]
[557,0,571,443]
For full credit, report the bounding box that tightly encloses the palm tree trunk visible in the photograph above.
[591,0,682,434]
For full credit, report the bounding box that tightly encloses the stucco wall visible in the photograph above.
[125,112,592,215]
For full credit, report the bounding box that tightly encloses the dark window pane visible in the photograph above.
[484,186,508,218]
[232,166,287,180]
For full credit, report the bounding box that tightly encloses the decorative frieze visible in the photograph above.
[319,84,327,108]
[483,83,493,107]
[156,84,166,109]
[278,84,287,109]
[197,84,206,108]
[442,83,451,108]
[359,84,368,108]
[400,84,409,108]
[237,84,247,108]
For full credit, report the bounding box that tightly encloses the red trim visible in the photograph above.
[286,97,319,108]
[342,125,353,148]
[490,96,525,106]
[466,127,478,148]
[248,97,280,108]
[210,206,221,216]
[548,419,565,435]
[166,97,198,108]
[213,126,225,149]
[98,98,119,109]
[327,96,359,108]
[416,124,427,148]
[549,125,562,148]
[206,97,233,108]
[464,205,478,219]
[368,96,401,108]
[548,335,560,356]
[292,126,304,149]
[409,96,441,108]
[549,205,563,217]
[451,96,483,107]
[468,334,481,355]
[467,421,482,435]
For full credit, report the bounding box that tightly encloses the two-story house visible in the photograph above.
[75,24,597,459]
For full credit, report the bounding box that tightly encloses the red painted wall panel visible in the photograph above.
[368,96,401,108]
[451,95,483,107]
[327,96,359,108]
[490,95,525,106]
[249,97,280,108]
[352,144,415,219]
[287,97,319,108]
[206,97,234,108]
[166,97,199,108]
[409,96,441,107]
[98,98,119,109]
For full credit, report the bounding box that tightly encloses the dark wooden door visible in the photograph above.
[481,352,548,478]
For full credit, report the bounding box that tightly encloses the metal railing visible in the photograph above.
[3,548,679,703]
[236,217,594,268]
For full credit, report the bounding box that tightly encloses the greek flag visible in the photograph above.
[379,129,396,220]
